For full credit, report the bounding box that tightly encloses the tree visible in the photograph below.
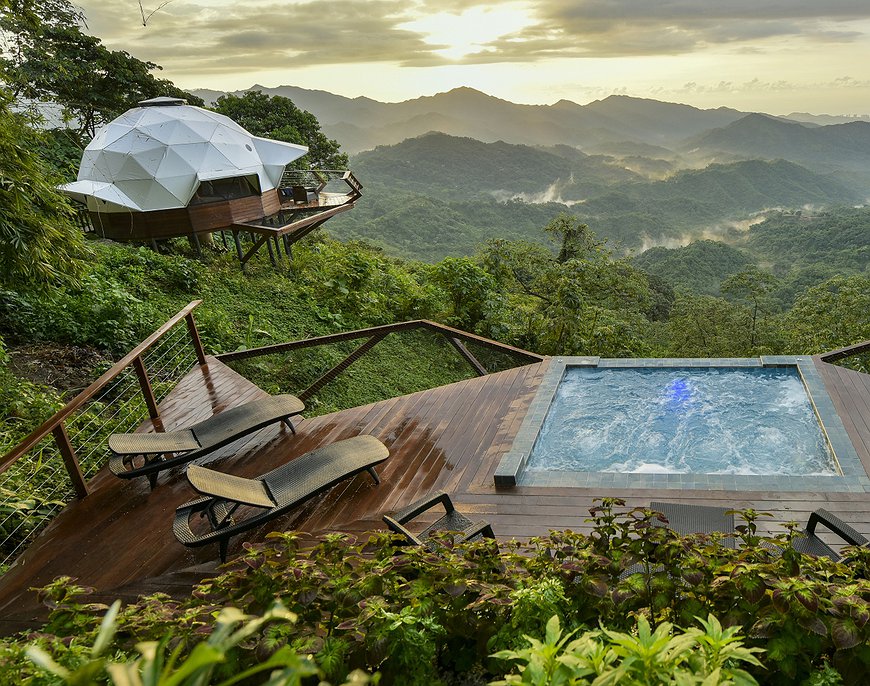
[785,275,870,356]
[543,212,602,263]
[0,89,88,288]
[721,266,778,349]
[476,224,653,357]
[666,293,749,357]
[212,91,349,170]
[429,257,496,330]
[1,0,204,138]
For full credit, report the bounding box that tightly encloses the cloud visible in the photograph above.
[75,0,870,75]
[669,76,870,96]
[78,1,452,73]
[468,0,870,62]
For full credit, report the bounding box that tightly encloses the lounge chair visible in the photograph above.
[650,501,736,548]
[792,509,867,561]
[383,491,494,548]
[108,394,304,488]
[651,504,867,560]
[173,434,389,561]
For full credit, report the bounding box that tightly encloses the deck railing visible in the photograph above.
[0,302,206,569]
[216,319,545,402]
[819,340,870,374]
[280,169,362,196]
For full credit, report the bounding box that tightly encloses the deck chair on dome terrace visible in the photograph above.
[108,394,304,488]
[173,434,389,562]
[383,491,495,548]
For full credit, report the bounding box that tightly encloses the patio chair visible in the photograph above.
[383,491,494,548]
[650,501,736,548]
[621,501,737,579]
[108,394,305,488]
[173,434,389,561]
[791,509,868,561]
[291,185,318,204]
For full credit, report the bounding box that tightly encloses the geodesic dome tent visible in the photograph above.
[61,97,308,213]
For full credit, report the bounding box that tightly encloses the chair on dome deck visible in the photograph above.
[108,394,304,488]
[173,435,389,562]
[383,491,495,548]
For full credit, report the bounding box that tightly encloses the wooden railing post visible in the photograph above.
[51,424,88,499]
[185,312,208,366]
[133,355,160,420]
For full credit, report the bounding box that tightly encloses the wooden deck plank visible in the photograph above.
[2,356,870,632]
[816,358,870,470]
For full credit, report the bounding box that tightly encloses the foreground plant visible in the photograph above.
[8,500,870,685]
[27,600,376,686]
[491,613,763,686]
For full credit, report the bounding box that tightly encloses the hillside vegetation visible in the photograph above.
[329,134,862,260]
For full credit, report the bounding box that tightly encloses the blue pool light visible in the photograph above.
[665,378,692,407]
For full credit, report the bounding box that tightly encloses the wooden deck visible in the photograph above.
[1,354,870,631]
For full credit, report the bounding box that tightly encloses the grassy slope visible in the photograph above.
[0,236,501,440]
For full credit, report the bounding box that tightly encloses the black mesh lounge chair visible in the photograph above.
[173,434,389,561]
[108,394,304,488]
[650,501,736,548]
[621,502,737,579]
[792,509,868,561]
[383,491,494,548]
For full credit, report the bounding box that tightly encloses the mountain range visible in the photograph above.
[191,85,870,163]
[190,84,870,264]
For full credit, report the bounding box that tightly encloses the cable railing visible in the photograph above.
[0,302,206,571]
[216,319,545,402]
[819,340,870,375]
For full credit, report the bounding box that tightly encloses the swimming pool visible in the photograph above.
[495,356,868,492]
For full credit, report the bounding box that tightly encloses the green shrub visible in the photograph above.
[2,502,869,684]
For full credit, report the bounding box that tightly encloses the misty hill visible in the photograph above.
[636,208,870,304]
[351,132,641,200]
[784,112,870,126]
[328,134,861,260]
[624,159,858,211]
[633,240,754,295]
[746,208,870,275]
[191,85,749,154]
[684,113,870,179]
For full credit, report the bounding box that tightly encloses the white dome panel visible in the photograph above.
[60,102,309,212]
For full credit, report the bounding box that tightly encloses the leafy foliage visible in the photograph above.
[0,0,203,137]
[3,503,869,684]
[491,613,764,686]
[212,91,349,170]
[0,90,88,288]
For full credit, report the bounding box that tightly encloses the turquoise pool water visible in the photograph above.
[524,367,837,476]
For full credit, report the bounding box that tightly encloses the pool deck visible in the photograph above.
[1,353,869,632]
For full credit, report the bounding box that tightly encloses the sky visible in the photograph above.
[77,0,870,115]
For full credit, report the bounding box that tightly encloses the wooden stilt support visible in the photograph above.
[265,236,276,266]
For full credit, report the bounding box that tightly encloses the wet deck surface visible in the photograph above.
[2,354,869,631]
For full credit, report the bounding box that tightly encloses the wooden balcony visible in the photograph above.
[1,314,869,634]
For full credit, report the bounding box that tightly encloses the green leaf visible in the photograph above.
[831,618,862,650]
